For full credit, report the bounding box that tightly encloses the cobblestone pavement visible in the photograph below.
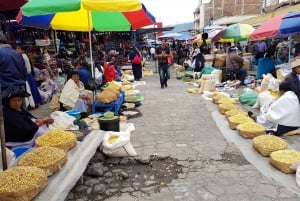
[31,62,300,201]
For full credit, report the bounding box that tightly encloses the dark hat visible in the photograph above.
[2,86,31,99]
[0,33,7,43]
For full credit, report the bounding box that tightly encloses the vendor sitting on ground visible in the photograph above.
[226,46,247,84]
[248,81,300,136]
[182,56,192,70]
[2,86,54,148]
[59,71,92,117]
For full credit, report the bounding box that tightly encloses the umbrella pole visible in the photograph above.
[87,11,96,101]
[0,84,8,170]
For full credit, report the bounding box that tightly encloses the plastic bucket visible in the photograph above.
[98,117,120,131]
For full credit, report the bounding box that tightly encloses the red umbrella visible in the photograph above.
[250,11,300,40]
[249,14,284,41]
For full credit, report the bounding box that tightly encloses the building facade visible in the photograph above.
[193,0,300,30]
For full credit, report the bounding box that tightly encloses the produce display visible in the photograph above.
[253,135,288,156]
[218,103,238,114]
[0,166,47,201]
[237,122,266,138]
[228,114,253,129]
[270,150,300,173]
[35,129,77,152]
[225,108,247,119]
[216,97,235,105]
[18,146,67,176]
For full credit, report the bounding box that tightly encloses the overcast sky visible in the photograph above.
[140,0,199,26]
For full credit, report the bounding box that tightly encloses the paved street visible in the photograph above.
[32,62,300,201]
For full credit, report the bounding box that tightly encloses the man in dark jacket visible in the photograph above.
[0,33,27,94]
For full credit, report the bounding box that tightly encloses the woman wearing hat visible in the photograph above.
[2,86,54,148]
[59,71,92,117]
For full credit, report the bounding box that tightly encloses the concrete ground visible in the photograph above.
[31,62,300,201]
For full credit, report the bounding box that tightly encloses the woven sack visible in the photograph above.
[252,135,288,157]
[270,150,300,174]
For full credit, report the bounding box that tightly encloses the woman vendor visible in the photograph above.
[249,81,300,136]
[2,86,53,148]
[59,71,92,117]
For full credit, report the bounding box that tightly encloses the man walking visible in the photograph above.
[155,39,170,89]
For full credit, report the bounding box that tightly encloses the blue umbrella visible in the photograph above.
[280,11,300,35]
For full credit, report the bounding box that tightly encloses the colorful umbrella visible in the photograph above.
[250,11,300,41]
[221,23,255,42]
[17,4,156,32]
[21,0,143,16]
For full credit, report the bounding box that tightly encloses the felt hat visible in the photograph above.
[290,57,300,69]
[2,86,31,99]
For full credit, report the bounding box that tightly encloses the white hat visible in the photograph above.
[290,57,300,69]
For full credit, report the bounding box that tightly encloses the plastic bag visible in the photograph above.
[0,147,16,171]
[102,131,137,157]
[239,89,258,106]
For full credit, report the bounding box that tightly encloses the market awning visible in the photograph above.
[213,15,256,26]
[240,4,300,27]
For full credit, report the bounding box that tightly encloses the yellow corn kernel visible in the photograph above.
[271,150,300,165]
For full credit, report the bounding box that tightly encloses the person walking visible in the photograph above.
[155,39,171,89]
[0,33,27,102]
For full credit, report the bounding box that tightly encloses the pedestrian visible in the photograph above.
[155,39,171,89]
[16,45,42,108]
[150,46,155,62]
[128,47,142,81]
[0,33,27,104]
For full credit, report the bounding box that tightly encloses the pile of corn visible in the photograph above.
[218,103,238,114]
[186,88,200,93]
[271,150,300,165]
[270,150,300,173]
[216,97,235,105]
[18,146,67,176]
[212,94,227,104]
[253,135,288,156]
[237,123,265,132]
[108,135,119,144]
[0,166,47,201]
[237,122,266,138]
[35,129,77,151]
[143,70,153,76]
[228,114,253,124]
[225,108,247,118]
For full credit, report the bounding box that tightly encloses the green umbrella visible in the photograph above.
[222,23,255,42]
